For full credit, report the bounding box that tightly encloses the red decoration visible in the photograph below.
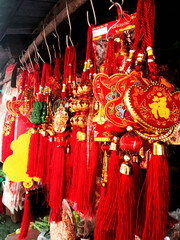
[100,149,121,239]
[26,129,40,178]
[86,141,100,217]
[18,193,31,240]
[93,73,126,107]
[48,134,66,222]
[94,187,107,240]
[116,173,136,240]
[125,83,180,131]
[105,71,149,128]
[120,131,143,153]
[35,133,48,184]
[1,116,15,163]
[136,142,170,240]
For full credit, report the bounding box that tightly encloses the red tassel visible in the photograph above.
[132,160,144,195]
[75,140,88,214]
[48,141,66,222]
[140,142,170,240]
[69,139,81,202]
[86,141,100,217]
[65,144,71,199]
[18,193,31,240]
[100,148,121,238]
[45,136,54,192]
[65,126,78,199]
[0,193,4,214]
[49,207,62,223]
[35,133,48,182]
[116,169,137,240]
[94,186,107,240]
[26,128,40,178]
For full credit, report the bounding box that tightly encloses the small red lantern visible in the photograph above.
[120,131,143,154]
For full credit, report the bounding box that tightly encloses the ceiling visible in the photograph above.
[0,0,179,85]
[0,0,59,74]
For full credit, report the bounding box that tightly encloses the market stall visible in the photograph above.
[0,0,180,239]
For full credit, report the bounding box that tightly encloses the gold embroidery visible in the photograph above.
[149,92,170,119]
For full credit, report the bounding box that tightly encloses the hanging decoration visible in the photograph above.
[1,0,179,240]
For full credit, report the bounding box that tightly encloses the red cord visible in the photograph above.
[81,25,96,83]
[62,46,76,99]
[104,38,117,76]
[125,0,156,77]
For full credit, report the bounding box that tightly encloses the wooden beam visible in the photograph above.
[20,0,88,64]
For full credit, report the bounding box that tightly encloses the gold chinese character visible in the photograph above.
[149,92,170,119]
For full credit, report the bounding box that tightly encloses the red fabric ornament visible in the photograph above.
[137,142,170,240]
[18,193,31,240]
[104,120,125,135]
[125,83,180,130]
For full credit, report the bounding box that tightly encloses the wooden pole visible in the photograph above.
[20,0,88,64]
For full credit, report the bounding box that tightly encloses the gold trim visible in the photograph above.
[94,137,111,142]
[153,142,165,155]
[135,127,175,142]
[124,82,180,133]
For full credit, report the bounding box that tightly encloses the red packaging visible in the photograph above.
[92,13,136,73]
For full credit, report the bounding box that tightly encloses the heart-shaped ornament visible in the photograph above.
[105,71,150,128]
[93,73,126,106]
[125,83,180,131]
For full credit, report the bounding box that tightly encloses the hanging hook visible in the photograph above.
[19,55,25,70]
[106,1,123,41]
[28,49,34,71]
[86,0,97,27]
[43,25,52,64]
[110,0,124,6]
[22,50,30,73]
[66,1,74,46]
[33,40,45,64]
[54,17,61,56]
